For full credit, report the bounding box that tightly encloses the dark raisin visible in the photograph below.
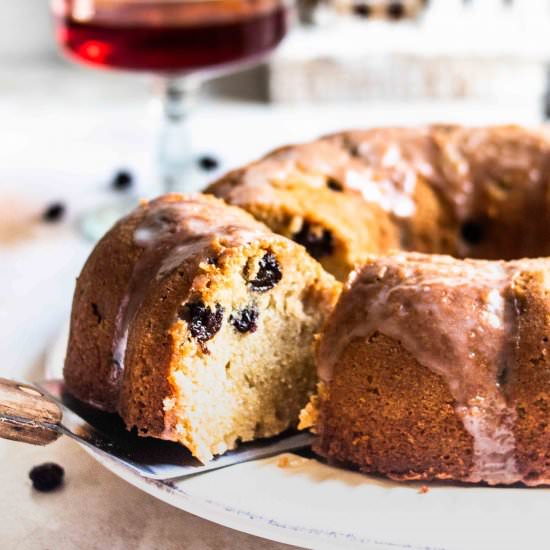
[387,2,405,19]
[248,253,282,292]
[112,170,134,191]
[326,177,344,192]
[179,301,224,346]
[348,143,361,157]
[460,220,485,245]
[91,302,102,324]
[292,222,334,259]
[497,365,509,388]
[29,463,64,492]
[198,155,219,171]
[230,307,259,333]
[206,256,218,265]
[42,202,66,223]
[353,3,371,17]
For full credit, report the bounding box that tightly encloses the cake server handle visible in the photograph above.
[0,377,62,446]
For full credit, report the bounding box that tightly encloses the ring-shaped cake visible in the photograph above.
[65,126,550,485]
[210,125,550,485]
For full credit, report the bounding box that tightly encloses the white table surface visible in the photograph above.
[0,61,543,549]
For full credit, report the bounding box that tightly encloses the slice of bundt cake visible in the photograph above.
[302,252,550,486]
[64,193,340,463]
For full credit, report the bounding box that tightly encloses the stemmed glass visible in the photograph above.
[50,0,289,239]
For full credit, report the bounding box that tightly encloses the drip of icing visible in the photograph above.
[222,140,350,207]
[110,195,271,392]
[345,169,416,218]
[218,127,450,223]
[218,126,550,250]
[112,294,129,378]
[318,252,530,484]
[438,138,474,218]
[342,127,443,219]
[157,224,265,280]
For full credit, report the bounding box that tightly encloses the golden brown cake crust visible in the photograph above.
[64,204,152,412]
[206,139,401,280]
[506,270,550,484]
[313,253,550,486]
[314,334,474,481]
[207,125,550,280]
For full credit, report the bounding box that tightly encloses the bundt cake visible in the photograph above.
[207,125,550,280]
[65,125,550,484]
[64,193,340,463]
[208,124,550,485]
[300,252,550,486]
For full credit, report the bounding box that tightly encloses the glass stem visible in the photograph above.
[156,77,201,195]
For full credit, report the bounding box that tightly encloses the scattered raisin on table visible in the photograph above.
[230,307,259,333]
[326,177,344,192]
[42,202,66,223]
[248,253,282,292]
[112,170,134,191]
[179,301,224,345]
[198,155,220,171]
[29,463,64,492]
[387,2,405,19]
[353,3,371,18]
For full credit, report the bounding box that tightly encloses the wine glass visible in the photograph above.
[50,0,289,239]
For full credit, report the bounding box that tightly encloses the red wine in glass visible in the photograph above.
[51,0,290,240]
[54,0,288,73]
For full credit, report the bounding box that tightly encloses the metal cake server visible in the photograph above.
[0,377,314,480]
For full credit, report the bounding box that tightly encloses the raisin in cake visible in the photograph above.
[64,193,340,463]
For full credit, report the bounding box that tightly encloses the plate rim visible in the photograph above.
[81,445,422,550]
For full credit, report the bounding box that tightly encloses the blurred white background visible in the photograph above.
[0,1,55,60]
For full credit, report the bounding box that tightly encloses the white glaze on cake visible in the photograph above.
[317,252,549,484]
[345,169,416,218]
[215,130,437,221]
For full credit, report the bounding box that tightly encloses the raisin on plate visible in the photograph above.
[42,202,66,223]
[29,463,64,492]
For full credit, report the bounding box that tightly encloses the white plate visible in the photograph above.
[46,325,550,550]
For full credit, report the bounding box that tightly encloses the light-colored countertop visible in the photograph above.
[0,61,543,549]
